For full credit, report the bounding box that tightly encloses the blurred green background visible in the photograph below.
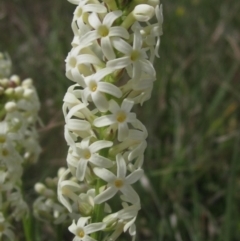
[1,0,240,240]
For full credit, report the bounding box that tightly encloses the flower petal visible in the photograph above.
[112,38,132,55]
[80,137,90,149]
[76,159,88,181]
[98,82,122,98]
[93,167,116,182]
[126,169,143,184]
[103,10,122,27]
[94,67,113,81]
[85,222,106,234]
[88,12,102,29]
[107,57,131,69]
[121,99,134,113]
[92,92,109,112]
[116,154,126,178]
[109,27,129,39]
[90,140,113,153]
[93,115,116,127]
[68,220,77,234]
[133,29,142,50]
[94,186,117,204]
[83,4,107,14]
[118,122,128,141]
[120,185,140,204]
[77,216,90,227]
[90,155,113,168]
[101,37,116,60]
[109,99,120,113]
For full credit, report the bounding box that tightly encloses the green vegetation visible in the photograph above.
[1,0,240,240]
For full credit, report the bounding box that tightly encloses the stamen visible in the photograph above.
[98,25,109,37]
[116,111,126,123]
[114,179,124,188]
[83,149,91,159]
[89,81,97,92]
[130,50,140,61]
[78,229,85,238]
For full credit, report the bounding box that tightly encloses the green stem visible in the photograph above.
[22,215,33,241]
[91,178,105,240]
[91,134,110,240]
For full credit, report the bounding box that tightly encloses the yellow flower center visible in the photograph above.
[114,179,124,188]
[89,81,97,92]
[116,111,126,123]
[78,229,85,238]
[83,149,91,159]
[98,25,109,37]
[130,50,140,62]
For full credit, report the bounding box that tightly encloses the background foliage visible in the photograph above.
[1,0,240,240]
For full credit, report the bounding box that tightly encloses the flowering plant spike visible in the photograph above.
[59,0,163,240]
[0,53,41,239]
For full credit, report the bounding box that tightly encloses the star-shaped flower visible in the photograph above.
[81,68,122,112]
[71,137,113,181]
[79,11,129,60]
[69,216,106,241]
[93,154,143,204]
[93,99,136,141]
[107,28,155,80]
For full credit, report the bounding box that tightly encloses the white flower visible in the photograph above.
[93,153,143,204]
[80,11,129,60]
[93,99,136,141]
[58,169,83,212]
[65,46,103,83]
[107,29,155,80]
[63,85,95,122]
[82,68,122,112]
[69,216,106,241]
[72,0,107,29]
[109,121,147,162]
[71,137,113,181]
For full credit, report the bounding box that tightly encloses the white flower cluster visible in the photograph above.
[34,167,81,225]
[59,0,163,240]
[0,71,41,239]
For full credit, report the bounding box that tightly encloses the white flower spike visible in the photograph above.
[59,0,163,240]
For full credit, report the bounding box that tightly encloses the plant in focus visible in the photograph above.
[0,52,41,240]
[57,0,163,240]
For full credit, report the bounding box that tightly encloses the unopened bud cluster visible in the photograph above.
[58,0,163,240]
[0,61,41,239]
[34,167,83,224]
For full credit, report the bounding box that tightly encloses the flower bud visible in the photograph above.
[10,75,20,86]
[35,183,46,194]
[5,87,14,96]
[133,4,155,22]
[14,86,24,97]
[5,101,17,112]
[22,78,33,87]
[23,89,34,98]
